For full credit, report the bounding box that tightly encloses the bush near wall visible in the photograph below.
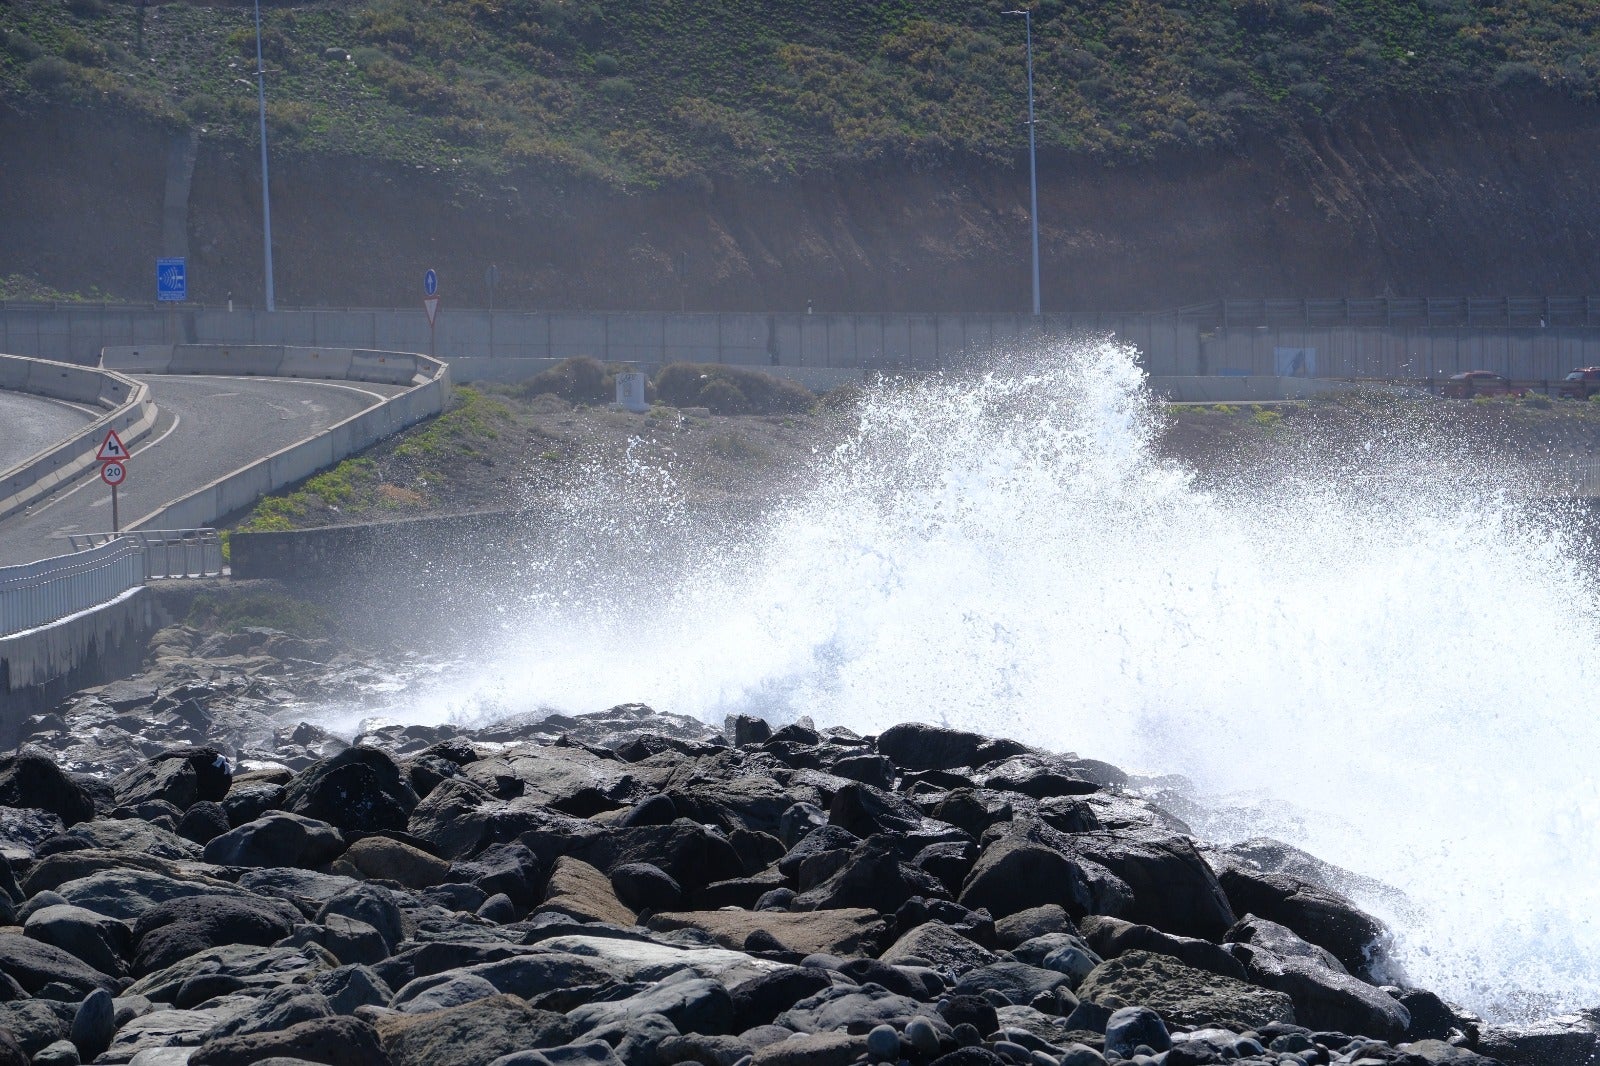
[654,363,815,416]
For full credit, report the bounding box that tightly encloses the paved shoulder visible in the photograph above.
[0,390,95,473]
[0,375,406,565]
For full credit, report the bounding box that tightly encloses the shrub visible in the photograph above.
[596,76,634,103]
[1494,61,1543,89]
[24,57,73,91]
[2,31,43,61]
[65,0,106,17]
[186,592,333,638]
[591,53,620,76]
[653,363,815,416]
[516,356,610,403]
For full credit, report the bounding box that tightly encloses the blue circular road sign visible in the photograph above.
[424,269,438,296]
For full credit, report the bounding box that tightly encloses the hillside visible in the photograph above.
[2,1,1600,309]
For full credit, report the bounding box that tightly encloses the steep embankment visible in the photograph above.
[4,89,1600,311]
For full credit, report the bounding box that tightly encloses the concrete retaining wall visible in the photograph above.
[1200,326,1600,382]
[0,354,158,522]
[98,344,452,530]
[0,587,156,724]
[7,306,1199,374]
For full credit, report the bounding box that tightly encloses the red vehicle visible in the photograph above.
[1559,368,1600,399]
[1442,371,1527,399]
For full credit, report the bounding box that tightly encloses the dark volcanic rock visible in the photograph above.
[0,751,95,826]
[112,746,231,811]
[23,904,131,979]
[1080,915,1248,983]
[132,893,304,975]
[959,817,1132,920]
[1226,940,1411,1040]
[0,934,116,996]
[792,835,949,912]
[190,1013,390,1066]
[203,811,346,868]
[282,747,420,835]
[375,993,574,1066]
[875,723,1029,772]
[1076,950,1295,1031]
[1064,831,1235,940]
[1216,863,1391,981]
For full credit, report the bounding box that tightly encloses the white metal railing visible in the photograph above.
[0,538,146,638]
[64,529,224,580]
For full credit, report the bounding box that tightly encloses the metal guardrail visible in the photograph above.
[0,538,146,638]
[64,529,224,580]
[1172,297,1600,330]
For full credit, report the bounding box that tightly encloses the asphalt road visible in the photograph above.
[0,375,405,566]
[0,391,95,474]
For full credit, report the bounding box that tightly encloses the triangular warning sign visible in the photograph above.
[96,428,128,462]
[423,297,440,326]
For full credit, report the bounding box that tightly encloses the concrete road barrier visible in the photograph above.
[107,343,451,531]
[0,354,159,523]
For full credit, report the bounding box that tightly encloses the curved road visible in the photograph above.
[0,375,405,566]
[0,391,95,473]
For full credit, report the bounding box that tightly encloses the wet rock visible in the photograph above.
[875,724,1029,772]
[282,748,419,836]
[1075,950,1295,1031]
[1063,831,1234,940]
[203,812,346,869]
[1215,863,1390,982]
[1226,940,1411,1039]
[112,747,230,812]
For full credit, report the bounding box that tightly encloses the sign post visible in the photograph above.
[423,269,439,357]
[96,429,129,534]
[157,258,187,303]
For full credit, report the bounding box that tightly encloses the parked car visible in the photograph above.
[1442,371,1527,398]
[1559,368,1600,399]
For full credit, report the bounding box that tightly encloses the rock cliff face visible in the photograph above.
[3,90,1598,312]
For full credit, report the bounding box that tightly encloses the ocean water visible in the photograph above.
[344,340,1600,1023]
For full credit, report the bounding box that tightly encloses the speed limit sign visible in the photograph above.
[100,461,126,486]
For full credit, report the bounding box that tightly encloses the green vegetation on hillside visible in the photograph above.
[1,1,1595,185]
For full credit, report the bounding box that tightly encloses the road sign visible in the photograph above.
[100,461,126,486]
[423,297,440,326]
[424,269,438,297]
[157,258,187,302]
[96,428,128,462]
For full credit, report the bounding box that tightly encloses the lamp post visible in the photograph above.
[1004,8,1041,316]
[252,0,276,311]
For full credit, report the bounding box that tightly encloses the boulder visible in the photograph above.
[51,868,259,921]
[540,857,637,927]
[566,969,734,1035]
[0,932,118,996]
[316,884,411,954]
[1103,1005,1171,1058]
[1079,916,1247,983]
[995,904,1074,949]
[375,994,573,1066]
[958,818,1131,920]
[609,862,681,913]
[878,921,998,976]
[0,751,95,826]
[310,963,394,1016]
[71,987,115,1060]
[47,818,202,861]
[952,960,1077,1005]
[875,724,1028,772]
[203,812,346,869]
[777,984,954,1037]
[112,747,230,812]
[125,944,336,1005]
[282,748,419,836]
[132,894,303,976]
[189,1014,389,1066]
[342,837,450,889]
[1075,950,1294,1031]
[177,802,231,846]
[277,914,391,967]
[1064,832,1234,940]
[1226,941,1410,1040]
[648,908,887,956]
[728,967,836,1033]
[24,904,131,979]
[792,836,949,912]
[1215,864,1389,981]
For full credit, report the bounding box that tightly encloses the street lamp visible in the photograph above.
[252,0,276,311]
[1004,8,1041,316]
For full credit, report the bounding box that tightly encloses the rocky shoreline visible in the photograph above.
[0,622,1592,1066]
